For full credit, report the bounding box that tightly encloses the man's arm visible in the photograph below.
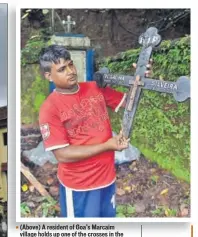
[53,130,130,163]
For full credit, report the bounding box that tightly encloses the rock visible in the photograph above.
[116,188,125,196]
[180,208,189,217]
[47,177,54,186]
[129,161,137,170]
[180,204,189,217]
[26,201,36,208]
[180,203,188,211]
[150,168,157,173]
[134,202,146,213]
[42,162,56,172]
[21,126,42,151]
[49,186,59,197]
[31,196,45,203]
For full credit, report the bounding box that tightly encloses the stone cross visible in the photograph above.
[62,15,76,33]
[94,27,190,140]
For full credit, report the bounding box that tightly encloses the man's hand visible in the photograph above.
[132,58,153,77]
[105,129,130,151]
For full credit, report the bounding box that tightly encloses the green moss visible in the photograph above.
[21,34,51,124]
[105,36,190,183]
[133,144,190,183]
[21,66,49,124]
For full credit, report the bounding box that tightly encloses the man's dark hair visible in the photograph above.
[39,44,71,73]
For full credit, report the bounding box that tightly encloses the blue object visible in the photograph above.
[59,182,116,217]
[49,81,56,93]
[86,49,95,81]
[55,33,85,38]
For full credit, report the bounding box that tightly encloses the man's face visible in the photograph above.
[46,58,78,89]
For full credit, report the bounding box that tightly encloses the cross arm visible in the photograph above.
[93,70,190,102]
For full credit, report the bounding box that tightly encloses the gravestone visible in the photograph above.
[50,15,95,92]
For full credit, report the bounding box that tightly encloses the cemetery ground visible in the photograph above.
[21,154,190,218]
[20,14,190,218]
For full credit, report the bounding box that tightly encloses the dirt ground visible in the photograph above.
[21,155,190,218]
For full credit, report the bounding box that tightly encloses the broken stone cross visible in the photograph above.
[94,27,190,140]
[62,15,76,33]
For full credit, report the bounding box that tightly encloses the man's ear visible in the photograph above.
[44,72,52,81]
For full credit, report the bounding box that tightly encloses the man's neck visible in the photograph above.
[55,84,79,94]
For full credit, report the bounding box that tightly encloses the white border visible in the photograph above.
[16,5,21,222]
[16,4,194,223]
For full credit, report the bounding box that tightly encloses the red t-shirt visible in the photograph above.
[39,82,125,190]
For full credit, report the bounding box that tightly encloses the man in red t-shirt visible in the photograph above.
[39,45,151,217]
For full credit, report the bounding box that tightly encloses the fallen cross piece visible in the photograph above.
[94,27,190,144]
[21,162,52,198]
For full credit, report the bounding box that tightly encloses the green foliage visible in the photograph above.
[20,202,31,217]
[21,34,51,66]
[151,206,177,217]
[150,207,164,216]
[21,73,49,124]
[41,197,58,217]
[116,204,136,217]
[21,31,51,124]
[20,197,58,217]
[103,36,190,183]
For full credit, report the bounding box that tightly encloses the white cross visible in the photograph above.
[62,15,76,33]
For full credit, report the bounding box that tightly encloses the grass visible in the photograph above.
[109,108,190,184]
[116,204,136,217]
[133,143,190,183]
[151,206,178,217]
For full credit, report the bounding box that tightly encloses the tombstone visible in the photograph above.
[50,15,95,92]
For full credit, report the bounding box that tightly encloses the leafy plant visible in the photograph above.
[41,197,58,217]
[103,36,190,183]
[151,207,164,216]
[151,206,177,217]
[21,73,49,124]
[21,37,51,66]
[116,204,136,217]
[21,202,31,217]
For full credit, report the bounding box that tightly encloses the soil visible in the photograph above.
[21,155,190,218]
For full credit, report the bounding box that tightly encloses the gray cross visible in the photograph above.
[62,15,76,33]
[94,27,190,141]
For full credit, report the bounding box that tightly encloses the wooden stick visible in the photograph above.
[21,162,51,198]
[191,225,193,237]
